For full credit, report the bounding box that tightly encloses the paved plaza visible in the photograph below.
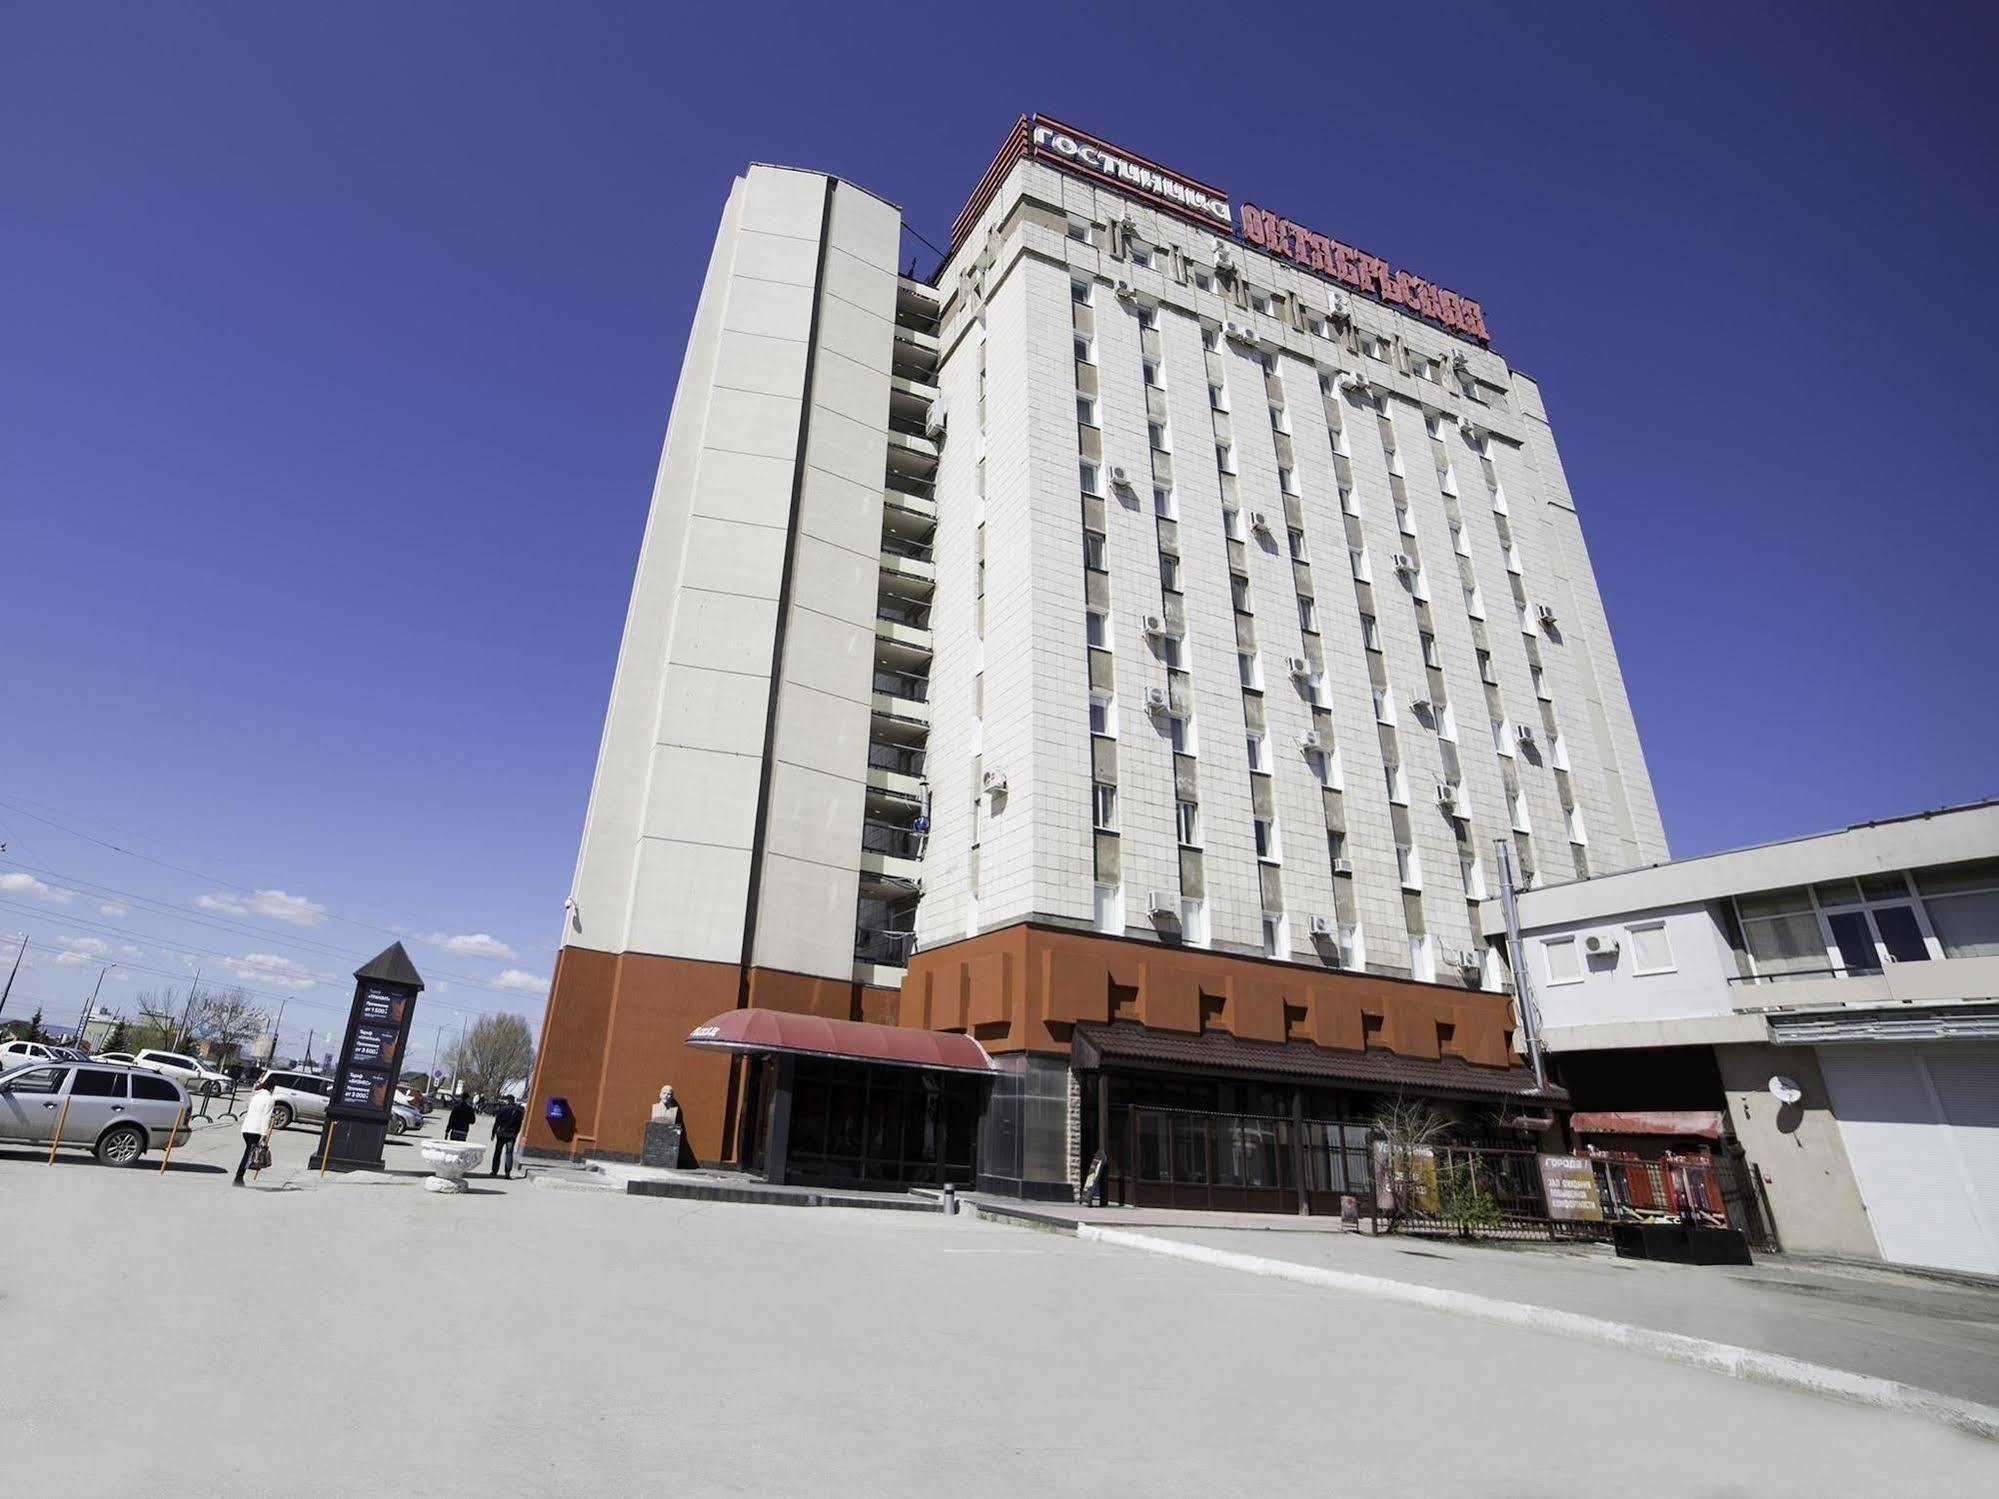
[3,1120,1996,1497]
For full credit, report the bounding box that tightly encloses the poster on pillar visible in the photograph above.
[318,943,424,1171]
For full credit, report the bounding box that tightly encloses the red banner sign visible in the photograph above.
[1239,202,1490,345]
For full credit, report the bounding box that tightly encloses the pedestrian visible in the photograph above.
[233,1076,277,1187]
[489,1093,524,1178]
[446,1093,477,1141]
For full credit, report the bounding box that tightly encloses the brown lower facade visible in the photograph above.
[523,946,898,1162]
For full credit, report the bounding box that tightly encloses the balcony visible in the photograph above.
[884,427,939,480]
[878,540,935,595]
[870,667,929,729]
[855,927,917,968]
[1728,953,1999,1015]
[874,609,932,666]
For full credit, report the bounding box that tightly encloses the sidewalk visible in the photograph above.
[1096,1224,1999,1410]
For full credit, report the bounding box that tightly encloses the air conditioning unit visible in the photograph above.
[1143,686,1170,714]
[1535,603,1558,626]
[1435,783,1459,810]
[1332,857,1355,876]
[1146,890,1179,919]
[1141,612,1166,637]
[1108,464,1133,489]
[1114,279,1136,299]
[1307,914,1334,937]
[982,768,1008,794]
[1249,510,1272,533]
[1285,655,1312,681]
[1584,933,1621,958]
[924,401,947,439]
[1456,948,1484,971]
[1411,697,1439,718]
[1223,320,1255,345]
[1392,552,1419,575]
[1298,728,1324,752]
[1327,291,1350,321]
[1515,724,1538,748]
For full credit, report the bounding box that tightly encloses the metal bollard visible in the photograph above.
[942,1183,957,1215]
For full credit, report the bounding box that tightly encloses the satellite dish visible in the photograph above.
[1768,1076,1803,1105]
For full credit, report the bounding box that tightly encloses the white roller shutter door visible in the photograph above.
[1819,1044,1999,1275]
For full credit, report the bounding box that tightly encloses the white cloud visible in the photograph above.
[55,936,110,965]
[0,871,74,905]
[118,944,144,959]
[226,953,318,990]
[99,901,130,918]
[492,968,548,994]
[414,930,516,959]
[196,888,328,927]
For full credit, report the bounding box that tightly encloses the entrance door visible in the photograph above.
[1820,1044,1999,1275]
[1127,1107,1300,1213]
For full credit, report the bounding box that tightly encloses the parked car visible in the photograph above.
[254,1069,334,1130]
[95,1052,135,1065]
[0,1060,192,1164]
[388,1100,422,1136]
[1,1040,88,1066]
[130,1049,231,1097]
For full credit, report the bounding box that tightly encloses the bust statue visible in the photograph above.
[651,1085,680,1125]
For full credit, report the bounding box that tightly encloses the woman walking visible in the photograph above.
[234,1076,277,1186]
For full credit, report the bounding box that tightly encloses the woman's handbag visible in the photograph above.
[252,1141,273,1171]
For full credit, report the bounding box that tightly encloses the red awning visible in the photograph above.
[686,1009,995,1075]
[1570,1110,1724,1139]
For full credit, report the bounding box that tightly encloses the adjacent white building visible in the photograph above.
[1490,799,1999,1274]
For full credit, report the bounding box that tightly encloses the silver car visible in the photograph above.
[0,1061,192,1165]
[255,1070,334,1130]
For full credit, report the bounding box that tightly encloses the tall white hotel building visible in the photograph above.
[526,118,1667,1202]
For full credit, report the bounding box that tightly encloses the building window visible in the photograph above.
[1297,595,1318,634]
[1208,382,1228,411]
[1349,549,1370,582]
[1386,762,1408,804]
[1231,574,1252,612]
[1246,733,1267,772]
[1223,506,1244,541]
[1216,443,1236,474]
[1396,505,1415,537]
[1532,665,1550,700]
[1360,614,1381,651]
[1067,217,1090,243]
[1916,865,1999,958]
[1460,857,1486,901]
[1153,486,1175,518]
[1277,465,1296,495]
[1477,649,1497,685]
[1085,609,1108,648]
[1735,890,1827,978]
[1421,631,1441,669]
[1158,633,1184,669]
[1080,461,1102,494]
[1201,324,1219,351]
[1149,421,1170,452]
[1237,651,1261,690]
[1628,922,1674,975]
[1288,527,1308,561]
[1130,243,1154,270]
[1176,800,1201,847]
[1329,829,1348,867]
[1261,913,1285,958]
[1159,553,1182,593]
[1409,935,1436,982]
[1077,397,1098,428]
[1182,897,1208,945]
[1310,747,1336,787]
[1074,334,1093,364]
[1071,278,1092,304]
[1136,302,1158,329]
[1092,783,1119,832]
[1543,936,1581,985]
[1167,713,1191,754]
[1396,844,1421,891]
[1083,531,1107,571]
[1254,819,1280,863]
[1373,687,1392,725]
[1194,268,1213,292]
[1094,883,1122,933]
[1143,360,1161,387]
[1089,693,1115,737]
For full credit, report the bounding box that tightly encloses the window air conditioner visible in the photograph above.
[1456,948,1484,971]
[1224,320,1254,344]
[1146,890,1179,919]
[1249,510,1272,533]
[1141,612,1167,637]
[1298,728,1324,752]
[1108,464,1132,488]
[1332,858,1355,876]
[1114,279,1135,299]
[1435,783,1459,809]
[1143,686,1170,714]
[1535,603,1558,626]
[1584,933,1620,958]
[1285,655,1312,680]
[1392,553,1418,575]
[982,769,1008,794]
[1515,725,1538,747]
[1307,914,1334,937]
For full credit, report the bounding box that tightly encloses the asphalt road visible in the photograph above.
[3,1123,1994,1497]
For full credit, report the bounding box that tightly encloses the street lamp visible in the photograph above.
[81,963,115,1046]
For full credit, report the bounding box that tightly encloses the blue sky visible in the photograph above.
[3,4,1994,1050]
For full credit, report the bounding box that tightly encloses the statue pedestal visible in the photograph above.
[641,1119,688,1170]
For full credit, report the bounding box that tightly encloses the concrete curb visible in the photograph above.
[1077,1225,1999,1442]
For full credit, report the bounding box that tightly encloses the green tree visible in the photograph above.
[107,1018,129,1052]
[25,1006,44,1043]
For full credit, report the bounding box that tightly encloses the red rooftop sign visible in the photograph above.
[1238,203,1490,345]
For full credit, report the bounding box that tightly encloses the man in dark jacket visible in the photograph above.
[489,1094,525,1178]
[446,1094,477,1141]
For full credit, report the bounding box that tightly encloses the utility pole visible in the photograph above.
[172,969,201,1052]
[1494,839,1547,1093]
[265,998,288,1065]
[0,933,25,1021]
[302,1029,315,1072]
[80,963,115,1044]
